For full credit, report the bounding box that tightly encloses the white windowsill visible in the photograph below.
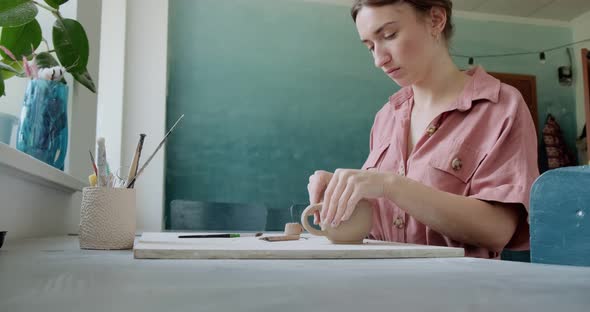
[0,143,87,193]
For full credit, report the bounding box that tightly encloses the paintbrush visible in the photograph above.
[126,133,146,188]
[88,149,98,176]
[126,114,184,188]
[178,233,263,238]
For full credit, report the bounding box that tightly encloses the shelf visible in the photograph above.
[0,143,86,193]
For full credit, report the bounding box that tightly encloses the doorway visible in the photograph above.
[488,72,539,132]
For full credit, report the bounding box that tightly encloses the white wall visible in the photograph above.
[123,0,168,232]
[96,0,168,233]
[0,170,73,239]
[68,0,101,182]
[0,0,101,238]
[572,11,590,136]
[0,0,166,237]
[95,0,126,173]
[0,142,86,240]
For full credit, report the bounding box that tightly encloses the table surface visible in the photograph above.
[1,236,589,312]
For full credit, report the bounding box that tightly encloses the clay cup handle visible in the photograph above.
[300,203,327,237]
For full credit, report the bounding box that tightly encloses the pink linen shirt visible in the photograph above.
[361,66,539,259]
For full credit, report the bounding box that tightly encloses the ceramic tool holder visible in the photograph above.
[79,187,136,250]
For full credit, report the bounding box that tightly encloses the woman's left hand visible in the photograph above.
[320,168,394,228]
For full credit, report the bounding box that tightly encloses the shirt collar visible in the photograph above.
[388,66,501,112]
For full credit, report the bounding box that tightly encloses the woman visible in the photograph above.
[307,0,539,258]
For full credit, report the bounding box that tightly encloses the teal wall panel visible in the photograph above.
[166,0,394,229]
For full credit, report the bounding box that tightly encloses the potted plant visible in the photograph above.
[0,0,96,170]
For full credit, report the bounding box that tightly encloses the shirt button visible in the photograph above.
[426,125,437,136]
[397,164,405,176]
[393,217,405,229]
[451,158,462,171]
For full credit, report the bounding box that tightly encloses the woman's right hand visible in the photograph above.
[307,170,334,224]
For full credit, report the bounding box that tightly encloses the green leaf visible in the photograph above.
[53,18,88,73]
[0,59,23,79]
[0,0,38,27]
[34,51,59,68]
[0,61,19,74]
[0,74,4,96]
[43,0,68,9]
[0,18,42,60]
[72,68,96,93]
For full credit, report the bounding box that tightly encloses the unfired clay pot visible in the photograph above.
[300,200,373,244]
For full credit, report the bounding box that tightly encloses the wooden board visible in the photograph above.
[134,232,464,259]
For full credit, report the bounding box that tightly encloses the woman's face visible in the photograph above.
[355,3,439,87]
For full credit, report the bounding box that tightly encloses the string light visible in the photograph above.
[453,38,590,65]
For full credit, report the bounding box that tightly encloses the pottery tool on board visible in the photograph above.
[258,223,304,242]
[258,234,302,242]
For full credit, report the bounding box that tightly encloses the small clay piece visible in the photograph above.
[284,222,303,235]
[258,222,304,242]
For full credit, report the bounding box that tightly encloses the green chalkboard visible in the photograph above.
[165,0,397,229]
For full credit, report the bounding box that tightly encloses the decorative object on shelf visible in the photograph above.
[542,114,575,169]
[0,0,96,169]
[16,78,68,169]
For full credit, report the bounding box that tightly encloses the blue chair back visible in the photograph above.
[530,166,590,266]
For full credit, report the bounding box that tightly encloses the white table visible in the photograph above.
[1,236,589,312]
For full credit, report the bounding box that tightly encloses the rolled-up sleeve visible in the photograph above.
[468,89,539,250]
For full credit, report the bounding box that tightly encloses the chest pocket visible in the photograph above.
[362,143,390,170]
[428,141,486,184]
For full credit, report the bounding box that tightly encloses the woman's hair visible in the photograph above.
[351,0,454,41]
